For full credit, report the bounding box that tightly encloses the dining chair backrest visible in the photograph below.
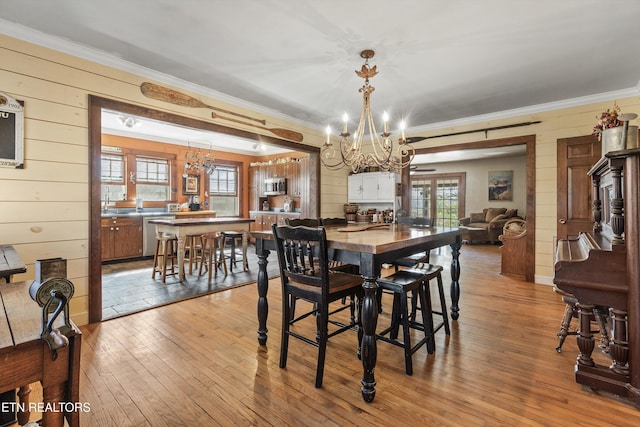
[397,216,434,227]
[320,217,348,226]
[286,218,322,227]
[272,224,330,295]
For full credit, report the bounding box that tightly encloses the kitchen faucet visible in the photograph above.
[103,186,110,212]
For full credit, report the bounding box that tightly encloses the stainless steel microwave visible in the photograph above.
[264,177,286,195]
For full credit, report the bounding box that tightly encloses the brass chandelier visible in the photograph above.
[321,50,415,172]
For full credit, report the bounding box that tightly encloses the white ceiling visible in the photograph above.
[101,110,290,156]
[2,0,640,163]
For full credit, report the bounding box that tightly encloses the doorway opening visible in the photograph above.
[88,96,319,323]
[405,135,536,282]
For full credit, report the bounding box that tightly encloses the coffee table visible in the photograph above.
[459,226,487,244]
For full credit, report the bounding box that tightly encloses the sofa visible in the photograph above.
[458,207,522,244]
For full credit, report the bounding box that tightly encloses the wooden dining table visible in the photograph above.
[148,217,254,281]
[250,223,462,403]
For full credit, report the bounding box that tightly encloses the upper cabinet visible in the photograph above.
[249,156,310,212]
[348,172,401,203]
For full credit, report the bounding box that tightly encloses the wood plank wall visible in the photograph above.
[2,33,640,325]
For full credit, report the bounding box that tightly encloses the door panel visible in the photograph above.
[557,135,601,239]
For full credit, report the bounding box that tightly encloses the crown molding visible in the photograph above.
[3,18,640,138]
[0,19,316,129]
[409,86,640,135]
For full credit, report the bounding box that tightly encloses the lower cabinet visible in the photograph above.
[101,216,143,261]
[250,212,300,232]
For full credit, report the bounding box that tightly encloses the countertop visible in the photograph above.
[250,210,300,215]
[101,210,177,218]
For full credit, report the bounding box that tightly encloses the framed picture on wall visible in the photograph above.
[183,175,200,195]
[0,92,24,169]
[488,170,513,201]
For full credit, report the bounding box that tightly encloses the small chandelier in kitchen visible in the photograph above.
[321,49,415,172]
[183,142,216,176]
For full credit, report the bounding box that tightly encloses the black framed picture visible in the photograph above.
[183,175,200,195]
[0,92,24,169]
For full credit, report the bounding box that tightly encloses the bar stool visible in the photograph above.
[405,262,450,337]
[376,270,435,375]
[219,231,248,273]
[199,232,227,279]
[184,234,204,275]
[152,234,178,283]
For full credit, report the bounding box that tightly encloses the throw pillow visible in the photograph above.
[485,207,507,222]
[505,208,517,218]
[489,214,506,226]
[469,212,485,223]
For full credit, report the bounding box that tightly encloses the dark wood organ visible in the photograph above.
[554,148,640,406]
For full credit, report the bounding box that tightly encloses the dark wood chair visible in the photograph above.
[286,218,321,227]
[272,224,364,388]
[320,217,361,275]
[379,217,441,323]
[320,217,360,322]
[405,262,450,338]
[376,269,434,375]
[286,217,359,322]
[395,216,434,268]
[319,217,348,226]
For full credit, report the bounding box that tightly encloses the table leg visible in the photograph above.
[449,238,461,320]
[176,236,187,281]
[17,385,32,425]
[41,382,65,427]
[360,276,378,403]
[256,242,270,345]
[242,230,249,271]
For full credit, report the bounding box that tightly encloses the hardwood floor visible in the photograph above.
[19,244,640,426]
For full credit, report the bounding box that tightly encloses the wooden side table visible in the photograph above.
[0,245,27,427]
[0,245,26,283]
[0,280,81,427]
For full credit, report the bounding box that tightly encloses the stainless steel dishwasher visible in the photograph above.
[143,215,175,256]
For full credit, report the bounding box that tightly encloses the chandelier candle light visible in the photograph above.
[321,50,415,172]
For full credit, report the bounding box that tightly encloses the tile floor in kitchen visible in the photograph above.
[101,244,279,319]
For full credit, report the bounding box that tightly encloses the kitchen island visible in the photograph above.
[149,217,254,281]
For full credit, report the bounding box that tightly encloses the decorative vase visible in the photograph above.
[601,125,639,155]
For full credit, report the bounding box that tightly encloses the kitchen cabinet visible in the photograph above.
[348,172,401,202]
[101,216,143,261]
[249,166,263,211]
[289,157,310,197]
[249,157,310,211]
[249,212,300,232]
[287,160,300,196]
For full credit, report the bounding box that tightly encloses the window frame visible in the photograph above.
[205,160,243,217]
[100,146,177,207]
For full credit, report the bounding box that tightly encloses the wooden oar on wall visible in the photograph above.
[211,113,303,142]
[140,82,266,124]
[140,82,303,142]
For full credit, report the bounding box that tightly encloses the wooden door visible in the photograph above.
[557,135,601,240]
